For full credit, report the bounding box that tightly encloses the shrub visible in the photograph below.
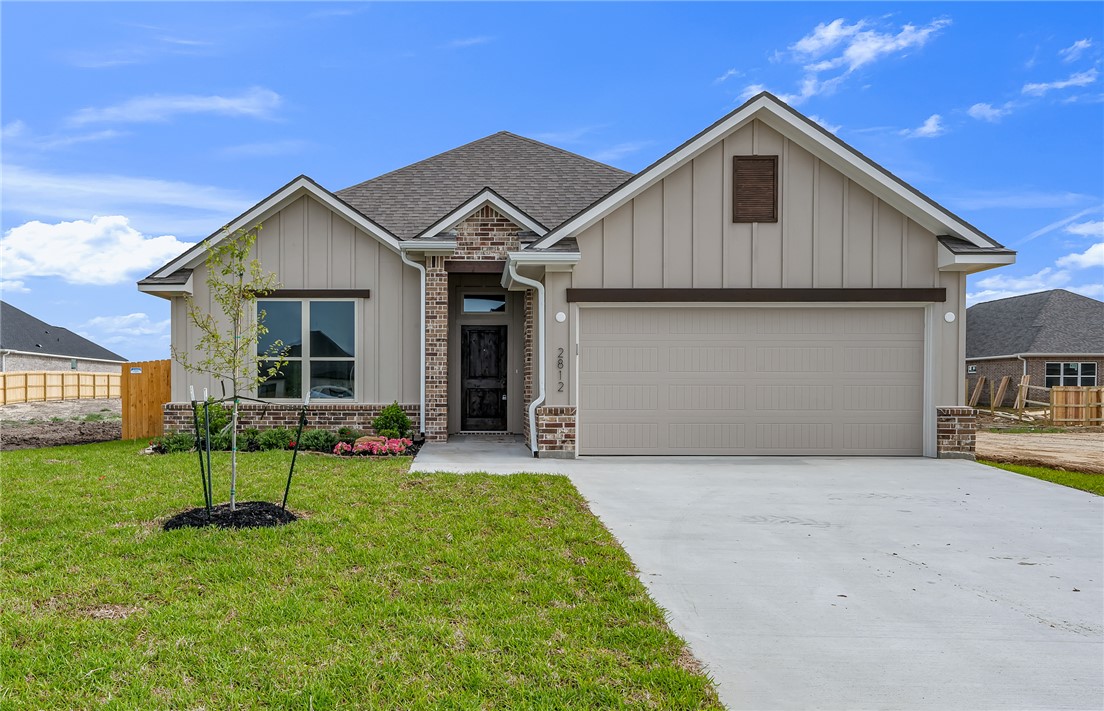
[239,427,262,452]
[257,427,295,451]
[149,432,195,454]
[373,402,412,440]
[336,426,363,445]
[299,429,338,452]
[333,437,412,457]
[197,400,230,437]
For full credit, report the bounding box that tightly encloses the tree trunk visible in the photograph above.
[230,398,239,511]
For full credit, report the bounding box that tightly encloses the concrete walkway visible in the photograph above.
[412,444,1104,709]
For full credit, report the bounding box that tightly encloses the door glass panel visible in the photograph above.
[310,361,354,399]
[463,295,507,313]
[258,360,302,399]
[258,301,302,357]
[310,301,355,357]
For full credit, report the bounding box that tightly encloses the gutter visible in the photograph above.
[0,348,126,364]
[506,262,546,456]
[965,353,1104,362]
[398,250,428,436]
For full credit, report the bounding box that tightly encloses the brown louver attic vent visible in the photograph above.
[732,155,778,223]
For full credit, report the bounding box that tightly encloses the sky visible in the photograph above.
[2,2,1102,362]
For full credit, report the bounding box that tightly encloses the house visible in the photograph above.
[140,92,1015,458]
[0,301,126,373]
[966,289,1103,406]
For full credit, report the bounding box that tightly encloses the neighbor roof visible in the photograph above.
[336,132,631,240]
[966,289,1104,358]
[0,301,126,362]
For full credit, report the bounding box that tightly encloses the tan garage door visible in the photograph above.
[578,307,924,455]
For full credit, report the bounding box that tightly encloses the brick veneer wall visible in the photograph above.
[536,406,576,457]
[424,255,449,442]
[453,205,521,261]
[164,402,420,433]
[936,406,976,459]
[3,353,122,373]
[522,289,535,443]
[968,356,1104,407]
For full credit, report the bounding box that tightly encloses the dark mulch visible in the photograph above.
[163,501,298,531]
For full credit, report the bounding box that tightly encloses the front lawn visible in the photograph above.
[2,441,719,708]
[980,459,1104,496]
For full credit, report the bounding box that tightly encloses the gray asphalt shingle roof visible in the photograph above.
[965,289,1104,358]
[336,132,631,240]
[0,301,126,362]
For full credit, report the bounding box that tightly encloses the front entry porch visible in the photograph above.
[411,433,571,473]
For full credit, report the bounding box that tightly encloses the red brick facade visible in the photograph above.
[452,205,521,261]
[522,289,535,444]
[967,356,1104,407]
[936,406,976,459]
[536,406,576,457]
[424,254,450,442]
[164,401,419,434]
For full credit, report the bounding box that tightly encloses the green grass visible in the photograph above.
[980,460,1104,496]
[984,425,1068,434]
[1,440,720,709]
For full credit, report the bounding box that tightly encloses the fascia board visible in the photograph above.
[938,244,1017,272]
[152,177,401,278]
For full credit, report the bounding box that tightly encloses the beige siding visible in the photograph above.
[170,195,420,403]
[571,119,941,292]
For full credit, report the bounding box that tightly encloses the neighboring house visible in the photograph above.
[966,289,1103,407]
[0,301,126,373]
[140,92,1015,458]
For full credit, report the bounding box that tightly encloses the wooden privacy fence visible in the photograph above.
[0,371,120,405]
[1051,386,1104,426]
[121,360,172,440]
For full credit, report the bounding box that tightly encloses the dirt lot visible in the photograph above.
[976,431,1104,474]
[0,399,122,451]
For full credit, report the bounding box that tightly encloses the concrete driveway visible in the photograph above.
[565,457,1103,710]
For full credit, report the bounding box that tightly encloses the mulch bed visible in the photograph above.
[163,501,298,531]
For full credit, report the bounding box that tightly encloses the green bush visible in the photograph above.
[239,428,262,452]
[258,427,295,451]
[149,432,195,454]
[197,400,230,437]
[373,402,412,440]
[299,429,338,452]
[337,426,363,445]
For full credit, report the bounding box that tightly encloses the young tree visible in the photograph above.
[172,224,288,512]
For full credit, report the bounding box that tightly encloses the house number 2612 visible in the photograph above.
[556,348,565,392]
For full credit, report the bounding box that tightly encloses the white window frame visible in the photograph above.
[256,298,359,401]
[1044,361,1097,388]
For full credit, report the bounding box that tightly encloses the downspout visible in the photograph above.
[399,250,427,436]
[507,261,545,456]
[1016,354,1028,377]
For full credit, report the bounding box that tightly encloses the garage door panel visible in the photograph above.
[578,306,924,456]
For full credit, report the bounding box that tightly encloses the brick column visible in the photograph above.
[536,406,576,458]
[937,406,976,459]
[424,256,449,442]
[522,289,535,444]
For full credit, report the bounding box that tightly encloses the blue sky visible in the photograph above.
[2,2,1102,362]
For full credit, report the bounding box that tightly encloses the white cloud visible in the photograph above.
[443,36,492,49]
[746,16,950,106]
[1059,38,1092,63]
[1018,206,1103,244]
[68,87,281,125]
[530,125,607,144]
[1022,68,1098,96]
[1056,242,1104,269]
[714,68,743,84]
[3,122,125,152]
[0,280,30,294]
[808,114,841,134]
[967,102,1012,122]
[589,141,652,163]
[1,120,26,139]
[2,164,250,237]
[899,114,945,138]
[1065,220,1104,238]
[0,216,195,286]
[76,312,171,349]
[739,83,768,101]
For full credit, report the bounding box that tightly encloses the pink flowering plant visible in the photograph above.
[332,438,412,457]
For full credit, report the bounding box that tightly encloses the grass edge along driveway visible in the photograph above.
[2,440,721,709]
[979,459,1104,496]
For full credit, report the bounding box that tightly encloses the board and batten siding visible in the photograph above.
[170,195,421,404]
[545,118,964,410]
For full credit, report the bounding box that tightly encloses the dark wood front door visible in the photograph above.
[461,325,508,431]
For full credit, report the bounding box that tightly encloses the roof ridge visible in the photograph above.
[496,131,633,177]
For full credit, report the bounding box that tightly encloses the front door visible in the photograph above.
[461,325,508,431]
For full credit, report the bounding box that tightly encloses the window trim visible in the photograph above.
[256,297,359,402]
[1044,361,1097,388]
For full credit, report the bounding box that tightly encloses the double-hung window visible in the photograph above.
[1045,361,1097,387]
[257,299,356,399]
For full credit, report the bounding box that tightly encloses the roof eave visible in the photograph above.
[938,244,1017,273]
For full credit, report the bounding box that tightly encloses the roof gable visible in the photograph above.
[336,132,630,240]
[0,301,126,362]
[531,93,1007,254]
[966,289,1104,358]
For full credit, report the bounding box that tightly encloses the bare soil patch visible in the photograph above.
[0,398,121,423]
[977,431,1104,474]
[0,399,122,450]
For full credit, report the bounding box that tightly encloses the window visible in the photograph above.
[1045,361,1097,387]
[257,300,356,399]
[463,294,507,313]
[70,358,78,370]
[732,155,778,223]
